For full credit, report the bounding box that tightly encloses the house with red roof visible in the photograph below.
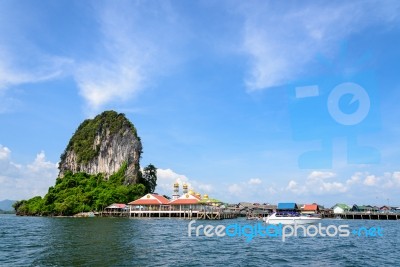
[128,193,170,213]
[103,203,129,217]
[301,203,320,214]
[168,192,202,211]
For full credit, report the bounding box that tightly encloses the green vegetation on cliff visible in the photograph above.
[14,110,158,216]
[61,110,141,164]
[14,163,147,216]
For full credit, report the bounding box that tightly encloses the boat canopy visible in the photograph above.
[277,202,298,210]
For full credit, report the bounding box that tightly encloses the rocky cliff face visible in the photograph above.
[58,111,142,185]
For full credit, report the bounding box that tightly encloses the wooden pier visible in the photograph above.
[130,210,237,220]
[335,212,400,220]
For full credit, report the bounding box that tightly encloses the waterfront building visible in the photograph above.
[128,193,170,212]
[302,204,320,214]
[351,204,379,212]
[127,184,235,219]
[277,203,298,211]
[332,203,351,214]
[169,192,202,211]
[103,203,129,217]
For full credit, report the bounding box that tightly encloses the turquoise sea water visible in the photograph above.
[0,214,398,266]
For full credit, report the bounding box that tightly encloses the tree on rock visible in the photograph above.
[141,164,157,193]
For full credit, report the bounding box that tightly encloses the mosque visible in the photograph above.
[127,183,235,219]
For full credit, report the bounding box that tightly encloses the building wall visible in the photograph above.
[333,207,345,214]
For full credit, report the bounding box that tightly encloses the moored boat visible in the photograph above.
[263,212,321,225]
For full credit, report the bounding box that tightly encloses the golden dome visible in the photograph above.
[195,193,201,198]
[188,189,195,195]
[183,184,188,189]
[173,182,179,187]
[203,194,209,199]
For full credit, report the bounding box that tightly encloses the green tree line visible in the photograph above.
[13,163,157,216]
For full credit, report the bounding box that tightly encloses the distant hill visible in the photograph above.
[0,199,16,211]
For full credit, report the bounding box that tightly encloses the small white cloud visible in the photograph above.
[248,178,262,185]
[308,171,336,181]
[392,172,400,185]
[0,145,11,160]
[225,177,271,200]
[346,172,362,185]
[228,183,243,195]
[286,180,306,194]
[319,182,347,193]
[26,151,58,177]
[76,63,143,110]
[364,175,378,186]
[287,171,347,195]
[157,168,189,184]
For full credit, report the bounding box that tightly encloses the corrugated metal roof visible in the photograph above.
[105,203,126,209]
[169,193,201,205]
[332,203,350,210]
[303,204,319,211]
[128,194,170,205]
[277,203,298,210]
[169,199,200,205]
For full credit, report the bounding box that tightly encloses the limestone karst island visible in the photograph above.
[13,111,157,216]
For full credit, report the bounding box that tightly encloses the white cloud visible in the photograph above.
[0,46,72,90]
[318,182,347,193]
[0,146,58,200]
[392,172,400,185]
[74,1,182,113]
[248,178,262,185]
[228,183,243,196]
[364,175,378,186]
[286,170,400,199]
[155,168,214,196]
[346,172,362,185]
[286,180,306,194]
[0,2,183,114]
[382,172,400,188]
[239,1,400,91]
[287,171,347,195]
[0,145,11,160]
[225,178,268,200]
[308,171,336,181]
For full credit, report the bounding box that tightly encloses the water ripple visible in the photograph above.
[0,215,398,266]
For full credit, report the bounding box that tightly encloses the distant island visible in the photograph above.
[14,111,157,216]
[0,199,16,212]
[0,209,15,214]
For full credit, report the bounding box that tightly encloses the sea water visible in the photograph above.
[0,214,398,266]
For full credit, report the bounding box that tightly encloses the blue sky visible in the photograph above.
[1,0,400,207]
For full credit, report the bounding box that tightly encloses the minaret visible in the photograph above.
[183,183,188,194]
[172,182,180,200]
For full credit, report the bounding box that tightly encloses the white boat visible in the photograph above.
[263,212,321,225]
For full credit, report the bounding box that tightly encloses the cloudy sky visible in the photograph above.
[1,0,400,207]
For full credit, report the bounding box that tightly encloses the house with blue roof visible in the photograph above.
[277,202,298,211]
